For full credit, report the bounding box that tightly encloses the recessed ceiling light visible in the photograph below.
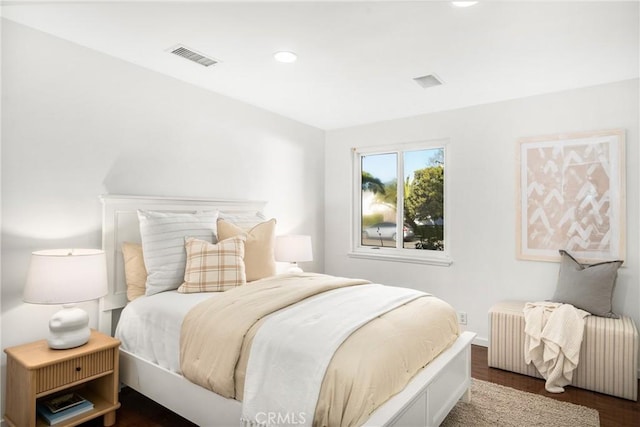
[452,1,478,7]
[274,51,298,63]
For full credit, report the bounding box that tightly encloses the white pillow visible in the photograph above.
[218,211,266,231]
[138,210,219,295]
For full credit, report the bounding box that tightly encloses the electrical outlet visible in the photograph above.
[457,311,467,325]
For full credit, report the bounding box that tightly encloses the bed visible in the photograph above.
[98,194,475,427]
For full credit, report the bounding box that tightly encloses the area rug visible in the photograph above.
[441,379,600,427]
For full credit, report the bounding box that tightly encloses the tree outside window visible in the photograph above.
[358,145,445,253]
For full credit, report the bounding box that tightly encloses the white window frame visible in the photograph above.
[349,139,452,266]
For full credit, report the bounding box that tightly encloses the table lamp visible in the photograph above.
[23,249,108,350]
[275,235,313,273]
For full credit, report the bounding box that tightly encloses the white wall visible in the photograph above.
[0,15,3,413]
[325,79,640,347]
[0,18,325,403]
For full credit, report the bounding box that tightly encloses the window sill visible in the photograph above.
[348,249,453,266]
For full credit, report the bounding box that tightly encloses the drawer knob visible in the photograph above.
[75,366,82,372]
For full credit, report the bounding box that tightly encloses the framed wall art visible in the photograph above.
[516,129,625,262]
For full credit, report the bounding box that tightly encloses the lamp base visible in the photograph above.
[286,262,304,274]
[48,305,91,350]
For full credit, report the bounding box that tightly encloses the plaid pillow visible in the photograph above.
[178,236,247,293]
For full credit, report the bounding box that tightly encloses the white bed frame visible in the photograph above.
[99,194,476,427]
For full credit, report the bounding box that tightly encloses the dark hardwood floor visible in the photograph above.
[472,345,639,427]
[84,345,639,426]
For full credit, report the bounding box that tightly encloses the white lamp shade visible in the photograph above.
[275,235,313,263]
[23,249,108,304]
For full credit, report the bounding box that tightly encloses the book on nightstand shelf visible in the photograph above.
[36,392,94,425]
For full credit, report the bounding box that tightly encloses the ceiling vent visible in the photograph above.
[413,74,443,89]
[168,44,219,67]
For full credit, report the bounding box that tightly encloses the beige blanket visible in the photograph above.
[181,273,459,426]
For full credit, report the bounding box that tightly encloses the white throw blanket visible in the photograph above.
[523,301,589,393]
[240,283,426,427]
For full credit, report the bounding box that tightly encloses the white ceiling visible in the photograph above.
[2,1,638,130]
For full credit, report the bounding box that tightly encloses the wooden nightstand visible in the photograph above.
[4,330,121,427]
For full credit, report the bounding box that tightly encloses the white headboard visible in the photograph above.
[99,194,267,335]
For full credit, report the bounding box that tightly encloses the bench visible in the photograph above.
[488,300,638,400]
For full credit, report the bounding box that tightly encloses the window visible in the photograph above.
[351,140,451,266]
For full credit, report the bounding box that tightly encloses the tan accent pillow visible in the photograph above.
[217,218,277,282]
[178,236,247,293]
[122,242,147,301]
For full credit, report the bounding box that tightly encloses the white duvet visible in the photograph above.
[115,291,216,373]
[240,283,426,427]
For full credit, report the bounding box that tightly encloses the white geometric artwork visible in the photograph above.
[517,129,625,262]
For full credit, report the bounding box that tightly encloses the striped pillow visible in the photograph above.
[138,210,218,296]
[218,211,267,231]
[178,236,247,293]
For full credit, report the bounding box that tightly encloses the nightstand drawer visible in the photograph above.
[36,348,115,393]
